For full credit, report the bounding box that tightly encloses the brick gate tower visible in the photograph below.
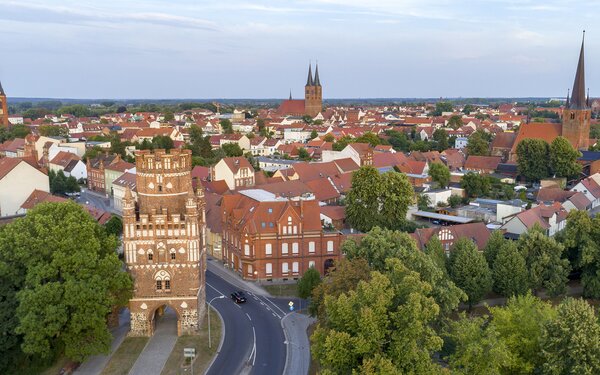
[123,149,206,336]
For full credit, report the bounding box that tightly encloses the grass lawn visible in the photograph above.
[40,356,77,375]
[101,337,149,375]
[264,283,299,297]
[161,307,222,375]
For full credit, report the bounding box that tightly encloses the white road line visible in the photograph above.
[206,282,226,297]
[245,313,252,321]
[248,326,257,366]
[264,296,287,316]
[272,313,277,317]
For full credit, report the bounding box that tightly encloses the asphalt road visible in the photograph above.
[206,270,304,375]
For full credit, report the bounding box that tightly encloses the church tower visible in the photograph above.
[304,63,322,117]
[562,32,591,150]
[123,149,206,337]
[0,79,8,127]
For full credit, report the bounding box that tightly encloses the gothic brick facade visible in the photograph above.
[123,149,206,336]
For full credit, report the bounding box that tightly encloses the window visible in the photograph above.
[170,252,176,260]
[327,241,334,252]
[292,262,299,273]
[283,226,287,235]
[282,243,288,255]
[309,241,315,253]
[282,262,289,273]
[266,263,273,275]
[244,244,250,256]
[158,185,162,192]
[309,260,316,268]
[268,208,273,213]
[261,222,266,228]
[164,280,171,290]
[148,253,153,261]
[293,226,297,234]
[292,242,299,254]
[265,243,272,256]
[571,113,575,120]
[156,280,162,290]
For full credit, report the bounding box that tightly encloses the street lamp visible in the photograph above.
[208,295,225,348]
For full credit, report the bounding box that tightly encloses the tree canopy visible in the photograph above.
[0,202,132,372]
[516,138,551,181]
[466,130,490,156]
[549,136,582,179]
[428,162,450,189]
[447,238,492,308]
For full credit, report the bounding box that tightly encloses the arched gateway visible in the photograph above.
[123,149,207,336]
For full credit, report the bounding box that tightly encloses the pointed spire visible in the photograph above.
[570,30,588,109]
[314,63,321,86]
[306,63,314,86]
[566,88,570,107]
[124,186,133,200]
[289,89,292,100]
[0,79,5,96]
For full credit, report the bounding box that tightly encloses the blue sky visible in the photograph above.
[0,0,599,99]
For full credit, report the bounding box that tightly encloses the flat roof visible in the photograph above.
[413,210,474,223]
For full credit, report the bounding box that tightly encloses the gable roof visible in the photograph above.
[464,155,502,171]
[412,222,491,251]
[511,122,562,154]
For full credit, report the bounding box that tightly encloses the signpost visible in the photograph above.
[289,301,294,312]
[184,348,196,375]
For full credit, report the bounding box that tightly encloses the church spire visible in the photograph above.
[0,79,5,96]
[306,63,314,86]
[566,88,570,107]
[289,89,292,100]
[570,31,587,109]
[314,63,321,86]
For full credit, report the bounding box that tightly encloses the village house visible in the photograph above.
[0,158,49,217]
[212,157,255,190]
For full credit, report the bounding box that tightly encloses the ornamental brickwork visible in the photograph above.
[123,149,206,336]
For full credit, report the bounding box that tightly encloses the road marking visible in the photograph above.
[245,313,252,321]
[249,326,257,366]
[272,313,277,317]
[206,282,226,297]
[264,297,287,316]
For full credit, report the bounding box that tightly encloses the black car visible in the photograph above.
[231,291,247,303]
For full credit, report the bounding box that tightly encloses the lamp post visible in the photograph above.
[208,295,225,348]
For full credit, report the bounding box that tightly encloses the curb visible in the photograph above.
[281,313,293,375]
[203,306,226,375]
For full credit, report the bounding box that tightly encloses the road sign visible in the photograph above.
[184,348,196,358]
[288,301,294,307]
[289,305,295,311]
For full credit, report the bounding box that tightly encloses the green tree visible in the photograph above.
[151,135,174,151]
[549,136,582,179]
[448,194,463,208]
[447,115,463,130]
[433,101,454,116]
[8,124,32,139]
[483,230,506,269]
[462,104,476,115]
[1,202,132,363]
[162,110,174,122]
[222,143,243,157]
[461,172,491,198]
[518,226,570,297]
[298,147,311,161]
[257,118,268,137]
[386,130,411,152]
[323,133,335,143]
[445,314,512,375]
[417,194,432,211]
[492,241,529,297]
[516,138,551,181]
[355,132,381,147]
[432,128,449,151]
[301,115,313,124]
[38,125,68,138]
[104,216,123,237]
[297,267,321,299]
[466,130,490,156]
[562,212,600,298]
[448,238,492,309]
[425,235,446,272]
[346,167,413,232]
[489,294,555,374]
[333,135,354,151]
[343,227,465,315]
[428,162,450,188]
[540,298,600,375]
[310,129,318,140]
[220,119,233,134]
[311,260,445,374]
[82,146,103,162]
[310,258,372,318]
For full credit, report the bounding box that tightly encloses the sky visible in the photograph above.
[0,0,600,99]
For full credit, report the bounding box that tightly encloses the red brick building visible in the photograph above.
[123,149,206,336]
[221,189,346,281]
[0,79,8,126]
[86,153,119,192]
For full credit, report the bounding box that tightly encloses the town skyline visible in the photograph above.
[1,1,600,99]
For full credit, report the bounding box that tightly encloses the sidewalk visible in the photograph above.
[75,309,130,375]
[128,309,178,375]
[282,312,315,375]
[206,258,270,296]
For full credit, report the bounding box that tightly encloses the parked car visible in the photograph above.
[231,291,247,303]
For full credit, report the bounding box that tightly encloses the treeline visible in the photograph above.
[304,209,600,374]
